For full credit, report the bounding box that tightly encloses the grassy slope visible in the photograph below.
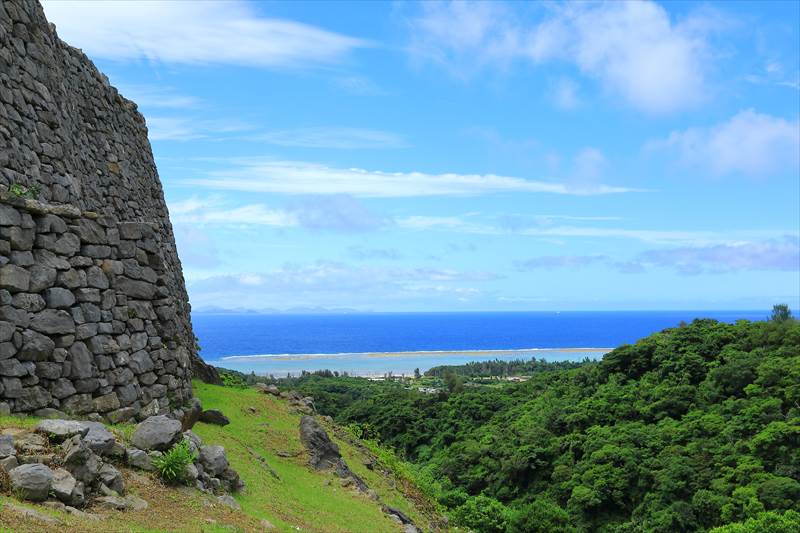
[193,380,432,532]
[0,382,439,532]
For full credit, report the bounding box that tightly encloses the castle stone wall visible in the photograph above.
[0,0,205,420]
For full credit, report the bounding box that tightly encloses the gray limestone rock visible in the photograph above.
[198,445,229,476]
[18,329,55,361]
[51,467,80,505]
[131,415,182,451]
[35,419,91,441]
[126,448,154,471]
[9,463,54,501]
[44,287,76,308]
[0,264,30,292]
[95,494,148,511]
[83,423,117,455]
[0,434,15,458]
[92,392,120,414]
[29,309,75,335]
[97,462,124,494]
[62,434,101,485]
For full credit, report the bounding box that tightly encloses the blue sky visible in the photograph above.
[43,0,799,312]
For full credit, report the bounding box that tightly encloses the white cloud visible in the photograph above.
[333,76,387,95]
[620,236,800,274]
[115,85,201,109]
[408,1,712,113]
[168,195,384,232]
[182,158,637,197]
[172,199,297,227]
[395,214,790,246]
[515,255,608,270]
[43,1,367,67]
[250,127,407,149]
[348,247,404,260]
[147,117,252,141]
[744,61,800,90]
[648,109,800,177]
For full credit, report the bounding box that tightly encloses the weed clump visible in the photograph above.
[153,440,197,485]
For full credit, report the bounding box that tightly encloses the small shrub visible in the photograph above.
[9,183,40,199]
[346,422,378,441]
[452,495,511,533]
[219,370,248,388]
[153,440,197,485]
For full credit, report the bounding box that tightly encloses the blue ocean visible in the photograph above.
[193,310,766,377]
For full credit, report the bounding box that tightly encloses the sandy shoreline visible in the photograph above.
[220,347,613,362]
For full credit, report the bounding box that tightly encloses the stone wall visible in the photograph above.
[0,194,192,422]
[0,0,211,417]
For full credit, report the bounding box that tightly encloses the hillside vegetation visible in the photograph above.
[288,314,800,532]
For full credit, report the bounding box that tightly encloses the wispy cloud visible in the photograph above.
[168,195,384,232]
[395,214,792,247]
[43,0,368,68]
[333,76,387,95]
[513,237,800,275]
[647,109,800,178]
[115,85,201,109]
[348,247,404,261]
[287,196,386,231]
[407,0,715,113]
[744,61,800,90]
[147,117,253,141]
[622,236,800,275]
[182,158,638,197]
[515,255,608,271]
[250,127,407,149]
[397,215,683,243]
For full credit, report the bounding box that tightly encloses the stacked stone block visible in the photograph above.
[0,197,192,421]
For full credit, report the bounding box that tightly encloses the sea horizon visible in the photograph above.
[195,309,767,376]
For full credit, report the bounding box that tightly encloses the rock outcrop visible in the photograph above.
[299,415,367,491]
[0,0,213,416]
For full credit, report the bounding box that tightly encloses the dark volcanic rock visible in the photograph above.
[199,409,230,426]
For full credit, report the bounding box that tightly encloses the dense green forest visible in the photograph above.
[424,357,586,378]
[269,312,800,532]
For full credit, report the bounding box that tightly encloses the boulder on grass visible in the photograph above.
[131,415,182,451]
[62,434,101,486]
[34,419,90,442]
[9,463,53,501]
[0,434,15,457]
[51,467,85,507]
[198,445,228,476]
[126,448,153,471]
[199,409,230,426]
[83,424,117,456]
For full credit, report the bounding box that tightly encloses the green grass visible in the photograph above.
[0,415,39,429]
[193,380,432,533]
